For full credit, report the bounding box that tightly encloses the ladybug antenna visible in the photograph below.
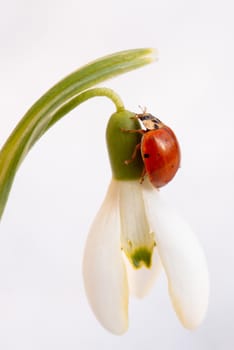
[138,105,147,114]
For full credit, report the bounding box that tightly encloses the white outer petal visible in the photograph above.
[83,180,128,335]
[142,181,209,329]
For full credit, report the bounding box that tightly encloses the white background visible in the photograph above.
[0,0,234,349]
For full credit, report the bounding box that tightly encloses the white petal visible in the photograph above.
[123,248,162,298]
[142,181,209,329]
[83,180,128,335]
[119,180,155,269]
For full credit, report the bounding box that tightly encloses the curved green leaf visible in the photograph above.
[0,48,157,219]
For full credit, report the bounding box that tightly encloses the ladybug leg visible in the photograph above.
[139,167,147,184]
[120,128,145,135]
[124,142,141,165]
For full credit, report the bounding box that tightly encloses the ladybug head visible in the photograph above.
[136,113,163,131]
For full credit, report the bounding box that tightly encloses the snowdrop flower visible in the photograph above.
[83,110,209,335]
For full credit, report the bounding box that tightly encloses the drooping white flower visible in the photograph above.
[83,178,209,334]
[82,108,209,334]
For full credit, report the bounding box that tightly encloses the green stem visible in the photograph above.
[0,48,157,219]
[46,87,125,131]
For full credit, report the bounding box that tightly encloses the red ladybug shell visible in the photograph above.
[141,124,181,188]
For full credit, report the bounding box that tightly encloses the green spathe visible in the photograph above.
[106,110,144,180]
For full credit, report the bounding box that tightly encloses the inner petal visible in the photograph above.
[123,248,162,298]
[118,180,155,269]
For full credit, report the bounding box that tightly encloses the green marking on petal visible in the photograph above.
[130,247,153,269]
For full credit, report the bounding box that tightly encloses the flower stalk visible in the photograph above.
[0,48,157,219]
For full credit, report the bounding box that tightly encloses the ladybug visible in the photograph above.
[123,112,181,188]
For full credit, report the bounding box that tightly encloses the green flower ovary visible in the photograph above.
[106,110,144,180]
